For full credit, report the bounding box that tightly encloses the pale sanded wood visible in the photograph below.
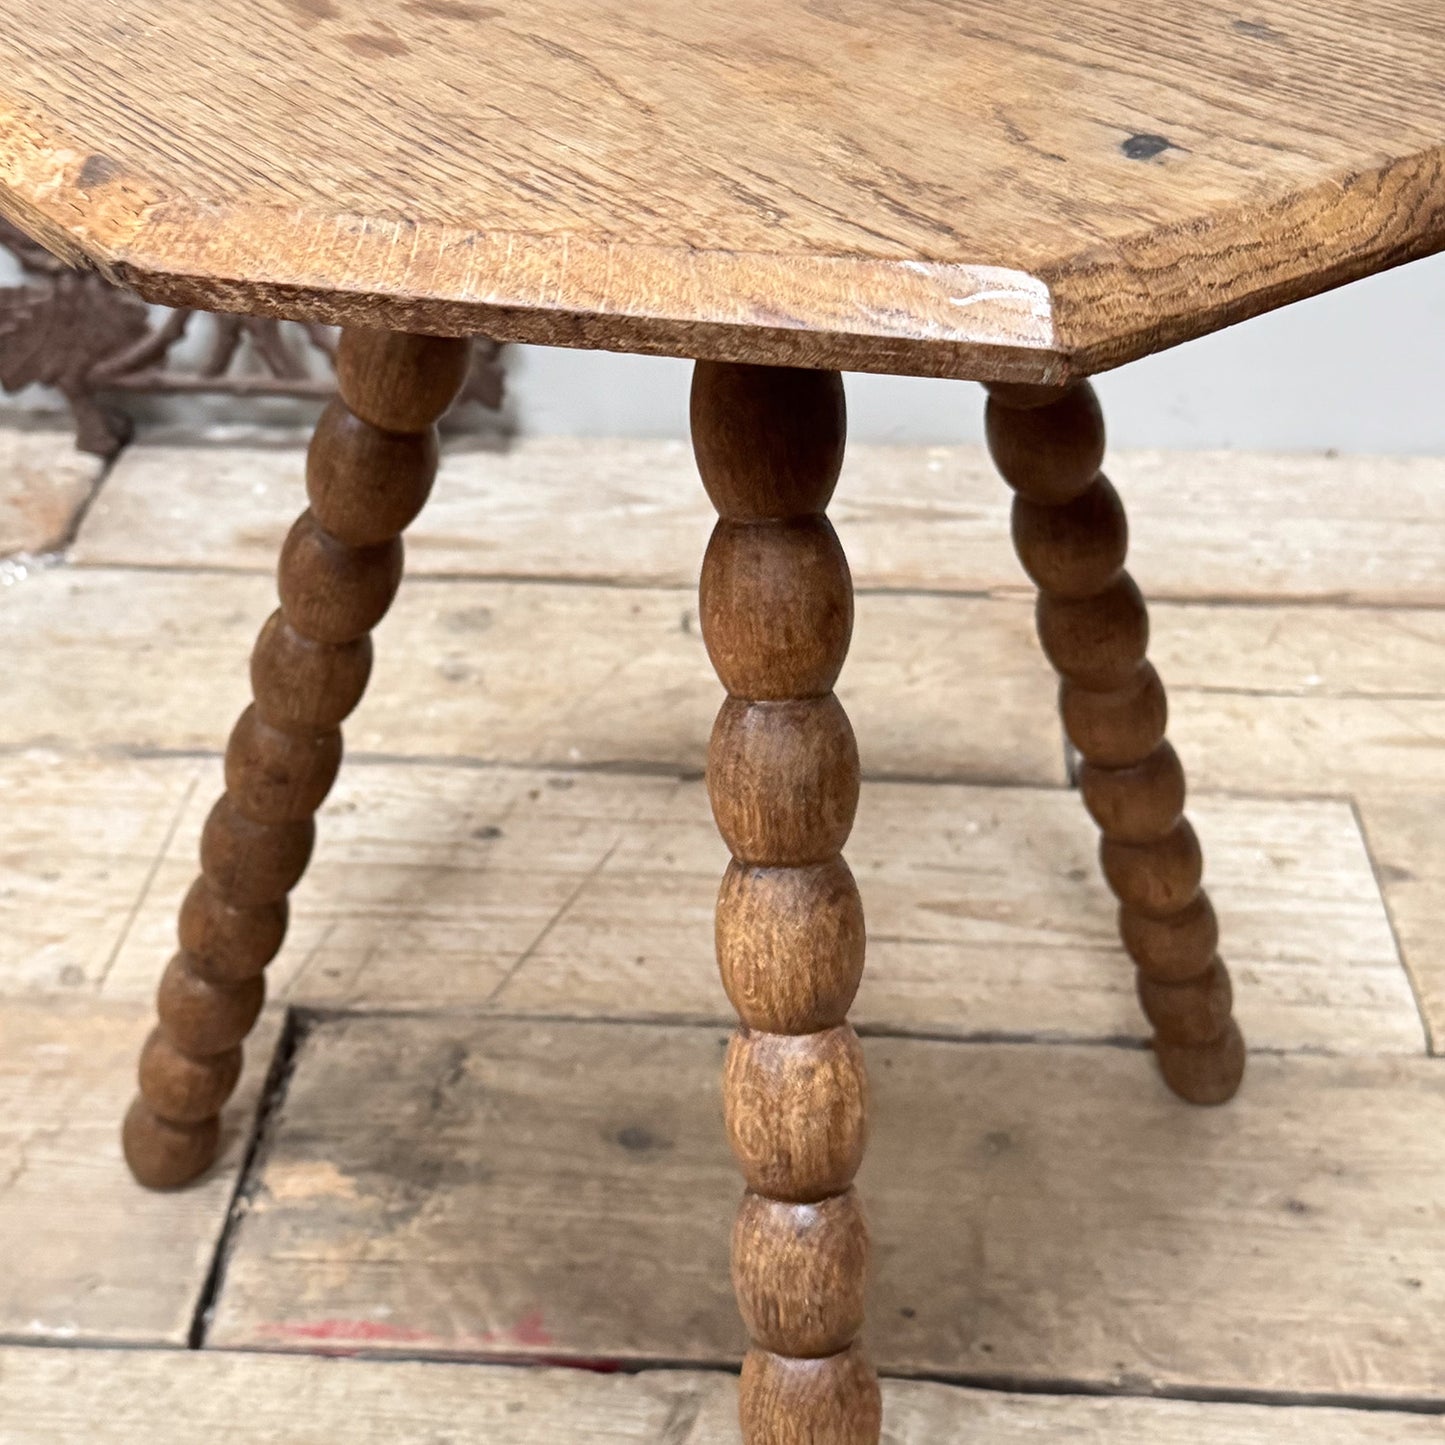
[0,997,279,1344]
[4,1347,1440,1444]
[1,563,1433,1035]
[0,424,104,558]
[74,437,1445,607]
[484,781,1418,1053]
[0,567,1064,784]
[104,760,626,1012]
[1355,791,1445,1054]
[0,753,202,993]
[3,3,1444,378]
[41,758,1408,1056]
[77,436,726,586]
[1153,605,1445,700]
[7,562,1444,794]
[210,1014,1445,1399]
[1167,695,1445,796]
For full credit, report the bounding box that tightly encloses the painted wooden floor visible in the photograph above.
[1,426,1442,1439]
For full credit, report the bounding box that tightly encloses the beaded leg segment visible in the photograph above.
[693,361,882,1445]
[122,329,471,1188]
[985,380,1245,1106]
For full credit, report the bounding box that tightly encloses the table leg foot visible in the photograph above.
[985,380,1245,1106]
[693,360,882,1444]
[121,328,471,1189]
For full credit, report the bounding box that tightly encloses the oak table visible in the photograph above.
[4,4,1443,1441]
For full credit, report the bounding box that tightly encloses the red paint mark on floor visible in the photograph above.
[504,1308,554,1348]
[263,1318,433,1347]
[260,1308,588,1362]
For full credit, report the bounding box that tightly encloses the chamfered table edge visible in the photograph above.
[4,103,1445,383]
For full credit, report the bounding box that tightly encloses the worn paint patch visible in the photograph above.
[445,1311,558,1352]
[262,1159,360,1204]
[499,1309,554,1349]
[258,1310,555,1357]
[261,1318,432,1353]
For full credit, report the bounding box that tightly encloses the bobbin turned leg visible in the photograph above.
[692,362,881,1445]
[122,328,471,1188]
[984,380,1245,1105]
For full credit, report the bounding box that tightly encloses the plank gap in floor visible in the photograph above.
[205,1014,1445,1403]
[5,1346,1444,1442]
[0,998,283,1346]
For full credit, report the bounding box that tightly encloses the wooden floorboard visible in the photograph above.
[75,436,1445,605]
[1168,694,1445,796]
[1151,601,1445,698]
[0,998,281,1346]
[0,753,202,994]
[5,1347,1440,1443]
[3,429,1442,1431]
[0,425,103,559]
[1355,791,1445,1053]
[209,1014,1445,1402]
[0,567,1065,785]
[5,563,1445,793]
[1,754,1414,1054]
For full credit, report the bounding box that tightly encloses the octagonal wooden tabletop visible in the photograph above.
[2,0,1444,381]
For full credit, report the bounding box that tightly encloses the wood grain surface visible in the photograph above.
[1356,790,1445,1054]
[0,425,103,558]
[1,428,1441,1430]
[0,566,1065,784]
[209,1014,1445,1400]
[8,562,1445,798]
[120,328,472,1189]
[74,437,1445,606]
[2,2,1443,377]
[986,378,1246,1104]
[0,997,280,1344]
[7,1347,1443,1445]
[0,752,1419,1055]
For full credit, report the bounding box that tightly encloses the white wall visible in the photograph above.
[507,251,1445,453]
